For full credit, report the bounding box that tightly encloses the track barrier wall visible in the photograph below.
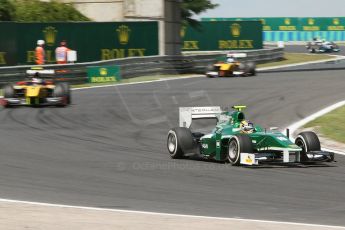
[0,48,283,86]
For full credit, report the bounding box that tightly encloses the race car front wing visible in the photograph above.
[1,97,66,106]
[240,150,334,165]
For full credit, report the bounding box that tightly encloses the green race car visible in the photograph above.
[167,106,334,166]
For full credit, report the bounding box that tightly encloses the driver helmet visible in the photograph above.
[227,56,235,63]
[37,40,45,46]
[32,78,43,84]
[240,120,255,133]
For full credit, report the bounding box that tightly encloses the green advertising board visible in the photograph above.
[181,21,263,51]
[87,66,121,83]
[0,21,158,66]
[0,22,17,66]
[299,17,345,31]
[202,17,345,31]
[202,17,345,42]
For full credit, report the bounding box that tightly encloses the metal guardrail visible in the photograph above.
[0,48,283,86]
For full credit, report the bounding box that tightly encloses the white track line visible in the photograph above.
[0,198,345,229]
[323,147,345,155]
[258,55,345,71]
[285,100,345,155]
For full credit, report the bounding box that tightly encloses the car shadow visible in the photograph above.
[245,162,337,169]
[183,154,336,169]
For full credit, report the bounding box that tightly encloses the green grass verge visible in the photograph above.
[304,106,345,144]
[257,53,335,68]
[71,74,198,88]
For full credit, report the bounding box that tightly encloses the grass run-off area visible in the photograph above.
[304,106,345,144]
[257,53,335,68]
[71,74,195,88]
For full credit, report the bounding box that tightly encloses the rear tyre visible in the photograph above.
[2,84,15,108]
[246,62,256,76]
[3,84,15,98]
[295,131,321,162]
[250,68,256,76]
[53,83,68,106]
[60,82,71,104]
[228,134,253,166]
[205,64,215,72]
[167,127,196,159]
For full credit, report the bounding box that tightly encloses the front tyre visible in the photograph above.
[295,131,321,162]
[167,127,195,159]
[205,64,218,78]
[228,134,253,166]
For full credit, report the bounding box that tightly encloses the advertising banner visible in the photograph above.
[201,17,345,41]
[202,17,345,31]
[0,21,158,66]
[87,66,121,83]
[181,21,263,51]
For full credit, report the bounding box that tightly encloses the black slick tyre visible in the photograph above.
[167,127,195,159]
[246,62,256,76]
[60,82,71,104]
[59,82,72,105]
[3,84,15,98]
[228,134,253,166]
[53,83,68,106]
[206,64,217,78]
[3,84,15,108]
[295,131,321,162]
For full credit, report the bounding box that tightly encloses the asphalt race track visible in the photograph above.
[1,69,345,226]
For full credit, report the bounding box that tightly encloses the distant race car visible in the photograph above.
[167,106,334,166]
[0,68,71,107]
[206,53,256,78]
[306,40,340,53]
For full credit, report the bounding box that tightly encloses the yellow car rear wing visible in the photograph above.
[232,105,247,111]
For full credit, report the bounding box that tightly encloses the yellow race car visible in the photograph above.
[1,69,71,107]
[206,53,256,77]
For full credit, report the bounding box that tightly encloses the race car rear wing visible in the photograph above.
[179,106,222,128]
